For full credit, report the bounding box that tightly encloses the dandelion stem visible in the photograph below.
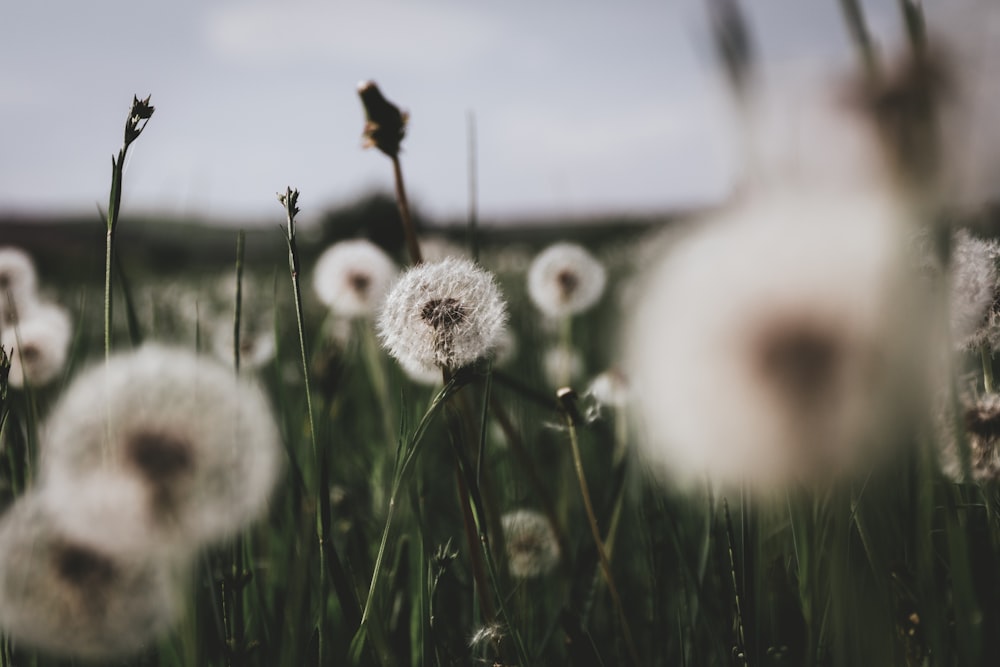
[722,497,749,666]
[557,388,641,667]
[391,155,423,265]
[982,345,995,393]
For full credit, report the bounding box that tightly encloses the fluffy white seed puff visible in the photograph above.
[0,246,38,325]
[0,490,183,660]
[313,239,398,318]
[377,257,508,372]
[501,509,560,579]
[527,242,607,318]
[948,229,1000,350]
[1,301,72,389]
[625,189,928,491]
[39,344,282,549]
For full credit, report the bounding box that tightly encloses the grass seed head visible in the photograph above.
[377,257,508,372]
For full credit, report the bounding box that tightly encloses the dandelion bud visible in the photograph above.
[313,239,398,318]
[377,257,508,372]
[527,242,607,319]
[501,509,560,578]
[357,80,408,158]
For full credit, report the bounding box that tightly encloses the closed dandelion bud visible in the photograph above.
[377,257,508,372]
[39,344,282,548]
[357,80,408,158]
[313,239,398,318]
[0,491,183,660]
[501,509,560,578]
[0,247,38,324]
[2,301,72,389]
[527,242,607,318]
[625,188,930,491]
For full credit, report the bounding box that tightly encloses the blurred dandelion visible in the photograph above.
[586,368,630,410]
[377,257,507,372]
[501,509,560,579]
[939,392,1000,482]
[2,301,72,389]
[0,490,182,660]
[39,344,282,547]
[625,188,929,490]
[0,246,38,325]
[212,318,276,371]
[527,242,607,319]
[543,344,584,387]
[313,239,398,318]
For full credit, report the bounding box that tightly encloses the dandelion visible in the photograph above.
[527,242,607,319]
[2,301,72,389]
[948,229,1000,350]
[358,80,408,158]
[586,368,630,410]
[624,188,927,490]
[501,509,560,578]
[212,318,276,371]
[39,344,282,547]
[0,246,38,324]
[543,344,584,387]
[0,491,182,660]
[939,392,1000,482]
[313,239,398,318]
[377,257,508,372]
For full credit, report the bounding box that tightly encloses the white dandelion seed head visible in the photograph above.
[938,392,1000,483]
[211,320,276,371]
[0,247,38,324]
[313,239,398,318]
[1,301,72,389]
[0,491,183,660]
[527,242,607,319]
[501,509,560,579]
[624,188,928,491]
[948,229,1000,350]
[39,344,283,548]
[377,257,508,371]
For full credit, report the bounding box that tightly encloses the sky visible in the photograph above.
[1,1,996,226]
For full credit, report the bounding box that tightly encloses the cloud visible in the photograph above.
[204,2,500,72]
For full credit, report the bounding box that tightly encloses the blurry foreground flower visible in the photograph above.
[527,242,607,319]
[1,301,72,389]
[0,491,182,660]
[377,257,508,372]
[625,189,929,490]
[40,344,282,548]
[0,246,38,324]
[501,509,560,578]
[313,239,398,318]
[948,229,1000,350]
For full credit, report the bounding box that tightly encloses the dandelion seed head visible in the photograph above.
[586,368,630,409]
[40,344,282,547]
[543,344,584,387]
[501,509,559,578]
[1,301,72,389]
[211,319,276,370]
[0,247,37,324]
[948,229,1000,350]
[624,188,927,490]
[313,239,398,318]
[0,491,182,660]
[377,257,508,371]
[939,392,1000,483]
[527,242,607,318]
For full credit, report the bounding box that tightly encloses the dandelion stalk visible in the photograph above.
[557,388,640,667]
[722,496,749,667]
[104,95,154,360]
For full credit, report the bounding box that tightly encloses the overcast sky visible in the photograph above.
[1,1,995,225]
